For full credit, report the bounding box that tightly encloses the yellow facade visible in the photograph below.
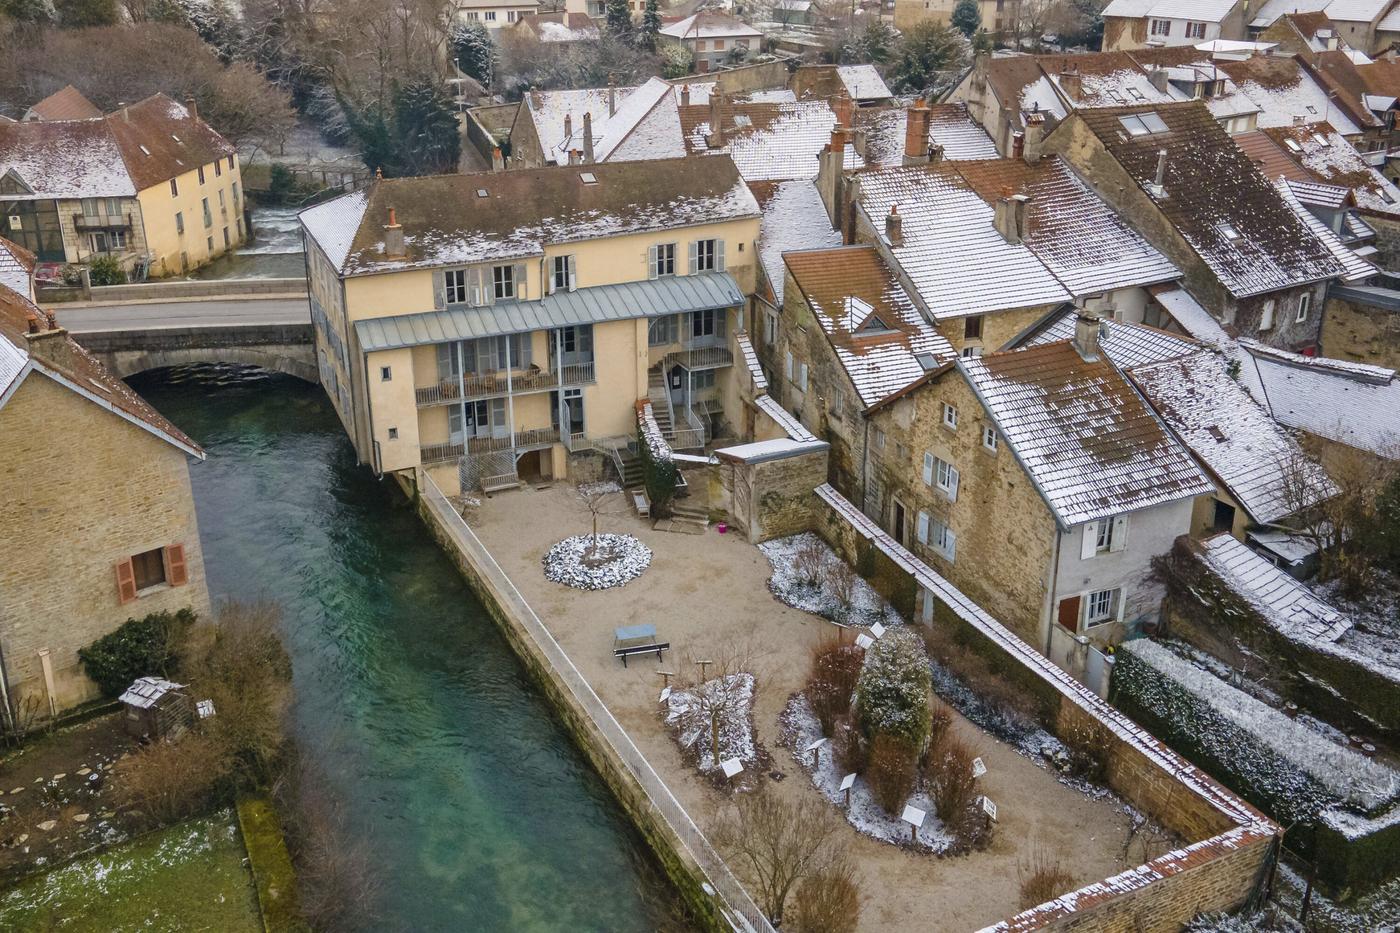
[138,155,247,278]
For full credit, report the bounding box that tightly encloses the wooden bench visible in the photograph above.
[631,488,650,517]
[613,641,670,667]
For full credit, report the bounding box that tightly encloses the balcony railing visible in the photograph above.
[74,214,134,233]
[415,361,596,407]
[668,343,733,371]
[419,426,561,465]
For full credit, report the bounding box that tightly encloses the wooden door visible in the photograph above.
[1057,595,1081,632]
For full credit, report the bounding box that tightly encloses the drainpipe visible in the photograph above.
[505,336,516,451]
[456,341,466,452]
[0,635,15,735]
[363,352,382,476]
[556,329,566,443]
[860,416,871,517]
[1044,525,1064,657]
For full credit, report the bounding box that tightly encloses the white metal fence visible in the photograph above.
[421,475,774,933]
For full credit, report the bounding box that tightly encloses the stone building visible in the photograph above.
[0,248,208,721]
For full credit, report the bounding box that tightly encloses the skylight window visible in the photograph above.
[1311,133,1330,147]
[171,134,182,143]
[476,188,489,198]
[1207,425,1227,442]
[1306,105,1318,114]
[580,172,598,185]
[1108,90,1126,104]
[1118,112,1169,137]
[1127,87,1145,100]
[734,114,752,128]
[139,145,151,156]
[1285,138,1303,152]
[1217,223,1241,241]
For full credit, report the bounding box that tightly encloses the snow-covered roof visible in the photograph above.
[736,332,767,390]
[23,85,101,122]
[855,164,1071,319]
[1199,533,1353,641]
[854,105,999,166]
[1380,2,1400,28]
[1263,122,1400,217]
[750,179,841,304]
[1248,0,1329,26]
[660,11,762,38]
[1078,102,1343,298]
[715,435,827,462]
[1021,310,1200,369]
[1318,0,1390,22]
[785,246,954,408]
[0,237,35,300]
[119,676,186,709]
[1217,56,1363,136]
[1244,340,1400,456]
[682,99,853,181]
[520,11,599,41]
[1103,0,1238,20]
[321,157,759,277]
[961,341,1213,526]
[836,65,892,102]
[525,86,625,165]
[298,189,369,273]
[1129,351,1333,523]
[557,77,687,163]
[1275,179,1377,282]
[754,393,818,442]
[955,157,1181,298]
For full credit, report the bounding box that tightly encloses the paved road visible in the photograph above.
[57,297,311,333]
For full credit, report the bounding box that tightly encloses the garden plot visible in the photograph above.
[780,693,954,852]
[760,533,902,628]
[664,673,768,791]
[542,533,652,590]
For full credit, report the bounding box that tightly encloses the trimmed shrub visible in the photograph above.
[807,641,864,736]
[790,859,861,933]
[831,713,867,775]
[854,627,932,751]
[87,254,127,286]
[78,608,196,697]
[867,733,918,814]
[926,736,979,823]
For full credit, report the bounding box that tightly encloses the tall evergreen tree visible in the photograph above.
[950,0,981,38]
[392,79,462,176]
[640,0,662,51]
[452,22,495,86]
[605,0,633,40]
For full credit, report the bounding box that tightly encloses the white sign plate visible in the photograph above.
[721,757,745,779]
[805,737,829,753]
[855,633,875,650]
[871,621,887,639]
[981,795,998,822]
[659,686,672,703]
[900,804,927,828]
[839,772,857,792]
[971,756,986,779]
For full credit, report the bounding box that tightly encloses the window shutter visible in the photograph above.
[688,241,698,274]
[922,452,934,486]
[513,263,527,300]
[785,350,794,380]
[114,557,137,605]
[916,511,929,545]
[648,246,658,280]
[164,544,189,587]
[437,344,453,381]
[567,255,577,291]
[433,271,447,309]
[948,465,959,501]
[518,333,532,368]
[716,239,726,271]
[1081,522,1099,560]
[1110,515,1129,553]
[470,267,483,306]
[945,528,957,562]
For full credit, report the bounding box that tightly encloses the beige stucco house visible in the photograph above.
[299,157,763,495]
[0,242,209,721]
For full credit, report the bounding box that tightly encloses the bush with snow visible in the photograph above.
[542,533,651,590]
[760,533,902,628]
[664,673,765,790]
[855,628,933,752]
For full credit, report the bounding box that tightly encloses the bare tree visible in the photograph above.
[714,790,849,926]
[678,640,758,767]
[576,482,616,558]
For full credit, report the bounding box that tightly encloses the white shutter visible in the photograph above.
[567,255,577,291]
[647,246,658,280]
[785,350,794,380]
[688,240,698,274]
[1081,522,1099,560]
[947,465,959,502]
[513,263,527,300]
[922,452,934,486]
[945,527,957,562]
[1110,514,1129,552]
[916,511,929,545]
[798,362,808,390]
[433,272,447,309]
[716,239,726,271]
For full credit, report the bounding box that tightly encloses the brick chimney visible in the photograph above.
[582,111,595,163]
[24,311,76,371]
[885,204,903,247]
[184,97,198,120]
[680,83,691,106]
[1073,311,1101,361]
[383,207,405,258]
[992,187,1031,244]
[1023,112,1046,165]
[832,92,853,128]
[707,91,726,149]
[1059,65,1082,102]
[608,77,617,117]
[904,101,933,165]
[564,113,572,140]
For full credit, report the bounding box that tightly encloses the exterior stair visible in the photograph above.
[655,501,709,535]
[616,449,644,488]
[646,367,676,440]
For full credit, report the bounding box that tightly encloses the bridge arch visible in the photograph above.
[75,324,319,384]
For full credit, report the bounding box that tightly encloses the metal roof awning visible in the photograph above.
[355,272,745,352]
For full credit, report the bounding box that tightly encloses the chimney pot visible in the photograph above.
[384,206,406,258]
[582,111,595,163]
[904,101,933,165]
[26,312,40,334]
[564,113,572,138]
[1073,312,1102,361]
[833,92,853,128]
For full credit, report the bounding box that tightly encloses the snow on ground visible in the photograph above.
[779,693,954,852]
[759,532,902,628]
[664,673,764,789]
[542,533,651,590]
[576,480,621,497]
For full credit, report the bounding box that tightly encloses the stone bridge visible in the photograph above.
[75,322,318,383]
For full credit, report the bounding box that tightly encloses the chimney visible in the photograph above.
[1059,65,1082,102]
[582,111,595,163]
[929,143,945,163]
[1012,131,1025,160]
[491,146,504,172]
[383,207,405,258]
[608,77,617,117]
[568,148,581,165]
[184,97,198,120]
[23,311,75,371]
[817,129,847,224]
[1147,148,1168,197]
[707,91,726,148]
[1024,112,1046,165]
[1147,67,1169,94]
[680,83,691,106]
[885,204,903,247]
[1292,114,1306,126]
[904,101,933,165]
[993,188,1031,244]
[832,91,853,128]
[1073,312,1101,361]
[564,113,572,139]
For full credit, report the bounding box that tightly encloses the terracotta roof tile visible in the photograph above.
[25,85,101,121]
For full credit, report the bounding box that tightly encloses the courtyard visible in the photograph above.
[470,482,1155,930]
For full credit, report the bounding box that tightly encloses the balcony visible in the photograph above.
[415,361,596,408]
[419,426,561,465]
[74,213,134,233]
[668,336,733,371]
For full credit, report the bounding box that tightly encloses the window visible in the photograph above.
[207,236,214,252]
[1096,520,1113,552]
[81,198,99,217]
[232,182,240,208]
[175,211,184,235]
[445,269,468,304]
[649,314,678,346]
[963,315,983,340]
[492,264,515,300]
[218,189,226,215]
[552,255,576,292]
[1082,515,1127,558]
[1117,112,1169,136]
[923,452,959,499]
[982,426,998,451]
[692,238,722,272]
[380,366,392,381]
[714,39,725,50]
[387,427,398,439]
[873,428,886,450]
[764,310,778,345]
[170,178,179,197]
[691,307,720,338]
[1296,292,1312,323]
[942,403,958,430]
[796,360,809,391]
[215,159,222,177]
[202,197,212,228]
[737,38,750,49]
[1185,20,1206,38]
[484,9,496,19]
[1150,18,1170,35]
[198,166,206,184]
[105,198,122,216]
[914,511,957,560]
[692,369,717,390]
[695,39,707,51]
[651,243,677,277]
[228,155,234,170]
[222,227,230,248]
[1260,299,1276,331]
[961,346,984,359]
[1085,588,1119,626]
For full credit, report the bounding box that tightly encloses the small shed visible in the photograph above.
[118,677,194,739]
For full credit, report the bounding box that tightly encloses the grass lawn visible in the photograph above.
[0,810,261,932]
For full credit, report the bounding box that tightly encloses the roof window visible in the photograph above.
[171,134,182,144]
[1311,133,1330,147]
[580,172,598,185]
[476,188,489,198]
[1285,138,1303,153]
[1127,87,1145,101]
[1217,223,1241,241]
[139,145,151,156]
[734,114,752,128]
[1207,425,1227,442]
[1118,112,1169,137]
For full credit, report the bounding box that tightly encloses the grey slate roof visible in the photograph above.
[355,272,743,351]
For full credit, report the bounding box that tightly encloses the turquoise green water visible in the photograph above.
[128,366,678,932]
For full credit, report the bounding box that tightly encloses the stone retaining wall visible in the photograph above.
[41,278,307,304]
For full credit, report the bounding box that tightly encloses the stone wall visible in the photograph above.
[0,374,211,715]
[725,446,828,543]
[1320,292,1400,369]
[40,277,307,304]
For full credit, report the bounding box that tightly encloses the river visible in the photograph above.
[128,365,680,932]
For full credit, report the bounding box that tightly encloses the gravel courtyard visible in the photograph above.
[471,483,1145,931]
